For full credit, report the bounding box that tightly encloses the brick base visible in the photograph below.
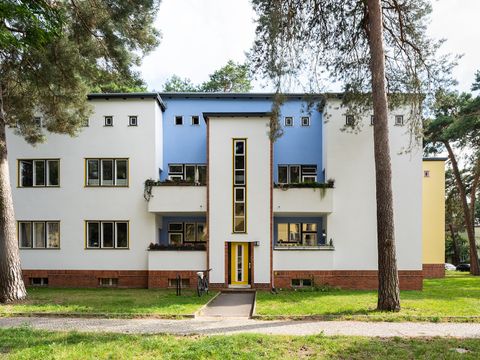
[23,269,424,290]
[22,270,148,288]
[273,270,423,290]
[422,264,445,279]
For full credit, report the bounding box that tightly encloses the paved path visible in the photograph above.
[199,292,255,318]
[1,317,480,337]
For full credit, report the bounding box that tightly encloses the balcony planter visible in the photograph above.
[148,243,206,251]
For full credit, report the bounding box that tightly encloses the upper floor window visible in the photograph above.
[18,221,60,249]
[370,115,375,126]
[86,221,129,249]
[86,158,128,187]
[278,164,317,184]
[168,163,206,184]
[174,116,183,125]
[191,116,200,125]
[284,117,293,127]
[104,116,113,127]
[34,116,43,127]
[18,159,60,187]
[345,115,355,126]
[129,116,138,126]
[301,116,310,127]
[395,115,404,126]
[424,170,430,178]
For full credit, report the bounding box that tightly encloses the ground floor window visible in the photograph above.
[276,222,325,247]
[86,221,129,249]
[168,221,206,245]
[18,221,60,249]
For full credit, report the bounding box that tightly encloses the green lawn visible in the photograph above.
[1,328,480,359]
[255,272,480,321]
[0,288,215,317]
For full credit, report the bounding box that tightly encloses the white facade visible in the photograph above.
[7,94,423,289]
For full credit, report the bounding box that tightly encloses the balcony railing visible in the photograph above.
[145,180,206,214]
[273,182,334,214]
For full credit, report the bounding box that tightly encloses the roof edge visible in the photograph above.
[423,157,448,161]
[203,112,272,121]
[87,93,166,111]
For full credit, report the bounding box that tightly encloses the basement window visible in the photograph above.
[291,279,312,287]
[99,278,118,287]
[30,277,48,286]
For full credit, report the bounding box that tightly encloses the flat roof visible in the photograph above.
[203,112,272,121]
[87,93,166,111]
[423,157,448,161]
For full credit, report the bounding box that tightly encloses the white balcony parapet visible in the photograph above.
[148,249,207,271]
[273,187,333,215]
[147,185,206,214]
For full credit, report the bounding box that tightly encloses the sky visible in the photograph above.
[140,0,480,93]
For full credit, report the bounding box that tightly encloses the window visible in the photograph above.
[424,170,430,178]
[395,115,404,126]
[168,278,190,288]
[99,278,118,287]
[276,222,323,247]
[30,277,48,286]
[18,159,60,187]
[370,115,375,126]
[86,158,129,187]
[284,117,293,127]
[301,116,310,127]
[34,117,42,127]
[18,221,60,249]
[168,164,207,184]
[233,139,247,233]
[129,116,138,126]
[167,221,206,244]
[191,116,200,125]
[345,115,355,126]
[277,165,317,184]
[104,116,113,126]
[86,221,129,249]
[174,116,183,125]
[291,279,312,287]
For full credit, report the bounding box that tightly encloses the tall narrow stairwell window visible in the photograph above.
[233,139,247,233]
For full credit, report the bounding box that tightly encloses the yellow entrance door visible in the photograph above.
[230,242,249,285]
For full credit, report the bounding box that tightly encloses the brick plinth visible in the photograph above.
[274,270,423,290]
[22,270,148,288]
[147,270,201,289]
[422,264,445,279]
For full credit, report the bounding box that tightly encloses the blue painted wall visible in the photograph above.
[159,216,206,245]
[273,216,325,246]
[160,96,323,182]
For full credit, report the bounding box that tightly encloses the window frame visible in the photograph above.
[301,116,310,127]
[370,115,375,126]
[18,159,60,188]
[395,115,404,126]
[174,115,183,126]
[345,114,355,126]
[277,164,318,184]
[233,139,247,233]
[284,116,293,127]
[276,221,322,248]
[191,115,200,125]
[128,115,138,127]
[85,158,129,187]
[167,163,207,184]
[104,116,114,127]
[85,220,129,249]
[18,221,60,249]
[167,221,207,244]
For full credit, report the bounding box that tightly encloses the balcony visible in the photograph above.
[146,181,206,214]
[273,184,333,215]
[148,248,207,271]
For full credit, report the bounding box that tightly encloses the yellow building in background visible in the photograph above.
[422,158,447,278]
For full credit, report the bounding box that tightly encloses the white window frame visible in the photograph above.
[278,165,289,184]
[191,115,200,125]
[370,115,375,126]
[174,115,183,125]
[301,116,310,127]
[184,222,196,242]
[46,159,60,186]
[101,222,115,248]
[104,116,113,126]
[33,160,46,187]
[395,115,404,126]
[284,116,293,127]
[18,221,60,249]
[168,232,183,245]
[115,222,129,248]
[345,115,355,126]
[128,116,138,126]
[101,159,114,186]
[86,221,128,249]
[86,221,100,248]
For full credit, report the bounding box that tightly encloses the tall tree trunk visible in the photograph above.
[449,223,461,265]
[444,142,480,275]
[0,87,27,302]
[367,0,400,311]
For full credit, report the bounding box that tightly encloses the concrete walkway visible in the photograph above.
[1,317,480,337]
[199,292,255,318]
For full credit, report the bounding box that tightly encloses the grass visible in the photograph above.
[1,327,480,359]
[0,288,216,318]
[255,272,480,321]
